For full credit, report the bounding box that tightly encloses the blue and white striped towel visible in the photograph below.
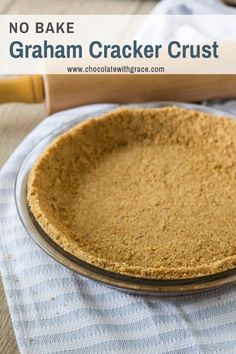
[1,101,236,354]
[1,0,236,352]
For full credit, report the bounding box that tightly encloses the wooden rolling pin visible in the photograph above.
[1,74,236,114]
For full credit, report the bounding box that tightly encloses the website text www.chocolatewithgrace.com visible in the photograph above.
[66,65,165,74]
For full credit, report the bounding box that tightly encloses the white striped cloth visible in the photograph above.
[1,101,236,354]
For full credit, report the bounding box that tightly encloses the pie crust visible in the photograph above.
[27,107,236,279]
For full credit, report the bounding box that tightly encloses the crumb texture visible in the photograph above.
[27,107,236,279]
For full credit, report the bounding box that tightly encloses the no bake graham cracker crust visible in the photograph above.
[27,107,236,279]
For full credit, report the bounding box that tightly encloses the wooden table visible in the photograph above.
[0,1,157,353]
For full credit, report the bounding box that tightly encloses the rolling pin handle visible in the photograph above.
[0,75,44,104]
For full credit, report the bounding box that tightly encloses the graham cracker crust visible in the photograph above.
[27,107,236,279]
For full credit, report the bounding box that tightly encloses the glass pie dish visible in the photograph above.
[15,102,236,295]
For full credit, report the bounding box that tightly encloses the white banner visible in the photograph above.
[0,15,236,74]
